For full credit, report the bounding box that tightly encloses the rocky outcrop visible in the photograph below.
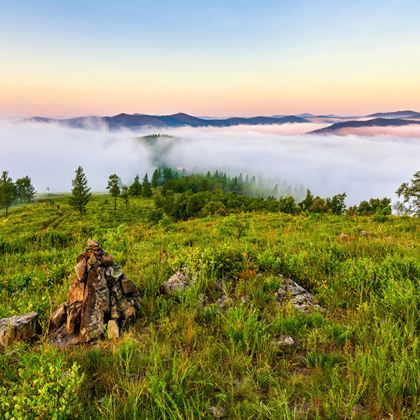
[277,278,324,312]
[0,312,39,347]
[49,240,140,345]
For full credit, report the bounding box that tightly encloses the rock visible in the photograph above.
[50,303,67,331]
[107,320,120,340]
[161,270,191,294]
[359,230,368,237]
[339,232,350,241]
[0,312,39,347]
[80,266,110,342]
[277,278,324,312]
[66,302,82,334]
[102,253,114,266]
[86,239,100,251]
[75,255,88,282]
[124,305,136,320]
[120,275,138,296]
[67,282,85,303]
[49,324,80,347]
[111,304,120,319]
[209,406,226,418]
[277,335,295,347]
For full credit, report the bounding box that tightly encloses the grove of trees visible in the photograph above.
[0,172,36,216]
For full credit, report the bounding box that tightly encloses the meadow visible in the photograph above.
[0,195,419,419]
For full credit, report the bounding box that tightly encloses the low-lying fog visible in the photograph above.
[0,119,419,204]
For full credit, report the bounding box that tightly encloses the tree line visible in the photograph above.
[69,167,153,217]
[0,172,36,216]
[1,166,418,219]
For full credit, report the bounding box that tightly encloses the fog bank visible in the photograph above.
[0,120,418,204]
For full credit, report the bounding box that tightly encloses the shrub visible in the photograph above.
[0,348,84,419]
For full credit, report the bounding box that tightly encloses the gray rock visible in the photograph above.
[277,335,295,347]
[277,278,324,312]
[209,406,226,418]
[161,270,191,294]
[0,312,39,347]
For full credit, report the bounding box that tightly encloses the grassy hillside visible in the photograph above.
[0,196,419,418]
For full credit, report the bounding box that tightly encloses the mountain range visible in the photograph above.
[27,110,420,135]
[28,112,307,130]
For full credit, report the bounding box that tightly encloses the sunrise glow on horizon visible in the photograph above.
[2,0,420,117]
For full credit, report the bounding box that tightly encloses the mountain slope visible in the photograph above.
[310,118,420,135]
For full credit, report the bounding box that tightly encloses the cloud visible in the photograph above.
[0,120,418,204]
[0,119,154,192]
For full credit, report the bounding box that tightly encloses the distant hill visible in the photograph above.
[310,118,420,135]
[27,112,308,130]
[367,110,420,119]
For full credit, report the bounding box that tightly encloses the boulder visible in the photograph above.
[0,312,39,347]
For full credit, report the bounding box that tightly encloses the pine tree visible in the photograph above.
[151,169,161,188]
[129,175,142,196]
[107,174,121,210]
[0,171,16,217]
[15,176,36,202]
[69,166,91,218]
[142,174,152,197]
[121,185,130,210]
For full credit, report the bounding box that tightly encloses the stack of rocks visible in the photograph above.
[49,240,140,345]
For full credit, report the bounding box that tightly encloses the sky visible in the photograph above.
[1,0,420,117]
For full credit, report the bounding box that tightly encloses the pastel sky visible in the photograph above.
[1,0,420,117]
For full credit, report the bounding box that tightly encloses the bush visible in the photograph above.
[0,348,84,419]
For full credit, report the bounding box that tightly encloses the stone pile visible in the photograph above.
[49,240,140,345]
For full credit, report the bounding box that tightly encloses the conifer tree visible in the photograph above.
[151,169,161,188]
[142,174,152,197]
[0,171,16,217]
[107,174,121,211]
[69,166,91,218]
[129,175,142,196]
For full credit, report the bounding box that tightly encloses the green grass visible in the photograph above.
[0,196,419,418]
